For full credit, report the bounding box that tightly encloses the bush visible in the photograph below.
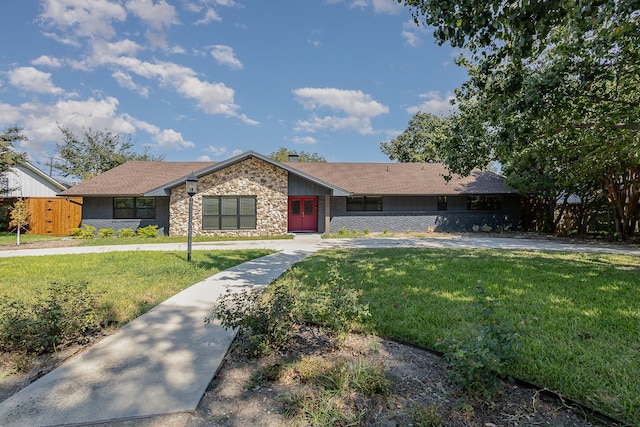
[118,228,135,238]
[0,281,104,354]
[363,227,370,234]
[98,228,115,238]
[137,224,159,238]
[208,281,297,356]
[438,285,521,398]
[71,225,96,239]
[208,262,370,356]
[295,262,370,337]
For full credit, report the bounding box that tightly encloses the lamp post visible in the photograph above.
[186,173,198,261]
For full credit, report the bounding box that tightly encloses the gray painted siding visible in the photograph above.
[330,195,520,233]
[81,197,170,235]
[288,174,331,196]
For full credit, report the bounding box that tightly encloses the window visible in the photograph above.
[114,197,156,219]
[0,173,8,196]
[437,196,447,211]
[467,195,502,211]
[202,196,256,230]
[346,196,382,211]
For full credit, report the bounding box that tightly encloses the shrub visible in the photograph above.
[427,226,435,233]
[118,228,135,238]
[338,227,347,235]
[71,225,96,239]
[98,228,115,238]
[481,224,493,232]
[363,227,370,234]
[208,281,297,357]
[382,228,389,234]
[295,262,370,337]
[0,281,104,354]
[208,262,370,355]
[437,285,521,399]
[472,224,480,233]
[137,224,159,238]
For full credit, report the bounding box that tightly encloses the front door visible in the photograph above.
[288,196,317,232]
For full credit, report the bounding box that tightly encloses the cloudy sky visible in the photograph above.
[0,0,467,174]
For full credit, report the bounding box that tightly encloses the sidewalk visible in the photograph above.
[0,244,319,427]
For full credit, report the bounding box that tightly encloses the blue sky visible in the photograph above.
[0,0,467,174]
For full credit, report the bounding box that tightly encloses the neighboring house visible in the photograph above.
[0,162,81,235]
[58,151,520,236]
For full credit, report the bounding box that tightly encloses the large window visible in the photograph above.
[114,197,156,219]
[467,195,502,211]
[346,196,383,211]
[203,196,256,230]
[437,196,447,211]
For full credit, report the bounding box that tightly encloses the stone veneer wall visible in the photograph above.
[169,158,288,236]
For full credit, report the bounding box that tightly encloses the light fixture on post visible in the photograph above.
[186,173,198,261]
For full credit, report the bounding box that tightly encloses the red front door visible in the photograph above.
[288,197,317,232]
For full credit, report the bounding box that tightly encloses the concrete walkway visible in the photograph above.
[0,234,638,426]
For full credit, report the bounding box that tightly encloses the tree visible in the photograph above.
[268,147,326,163]
[9,198,30,245]
[380,112,452,163]
[397,0,640,238]
[54,126,164,181]
[1,128,28,194]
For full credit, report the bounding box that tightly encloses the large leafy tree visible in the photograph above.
[380,112,451,162]
[55,126,164,181]
[268,147,326,163]
[1,127,28,194]
[398,0,640,239]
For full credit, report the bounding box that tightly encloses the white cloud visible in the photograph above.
[112,71,150,97]
[203,145,228,156]
[293,88,388,134]
[31,55,63,68]
[371,0,402,14]
[197,155,212,161]
[7,67,65,95]
[210,45,243,70]
[402,30,420,47]
[39,0,127,40]
[0,96,192,155]
[125,0,177,30]
[156,128,193,149]
[401,20,427,48]
[291,136,318,145]
[326,0,400,14]
[195,8,222,25]
[407,91,457,116]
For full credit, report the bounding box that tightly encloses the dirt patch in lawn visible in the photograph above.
[0,325,614,426]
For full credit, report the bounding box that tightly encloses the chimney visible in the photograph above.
[288,153,299,162]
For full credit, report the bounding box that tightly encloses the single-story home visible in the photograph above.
[58,151,520,236]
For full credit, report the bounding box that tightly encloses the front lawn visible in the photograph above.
[0,249,274,323]
[282,248,640,425]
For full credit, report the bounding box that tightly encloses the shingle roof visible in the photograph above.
[58,156,513,197]
[287,162,514,195]
[59,161,215,196]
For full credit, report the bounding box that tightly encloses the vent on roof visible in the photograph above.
[288,154,299,162]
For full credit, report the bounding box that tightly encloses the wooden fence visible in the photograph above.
[1,197,82,235]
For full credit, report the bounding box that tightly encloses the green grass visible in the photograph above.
[281,248,640,425]
[0,249,274,323]
[0,232,62,246]
[78,234,294,246]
